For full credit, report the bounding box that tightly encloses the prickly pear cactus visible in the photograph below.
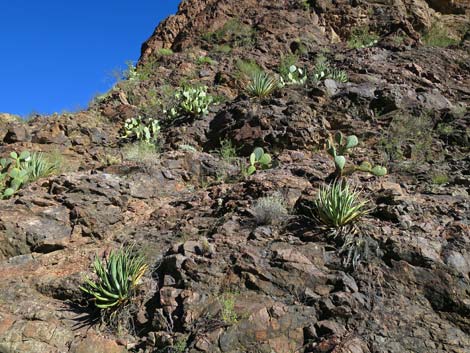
[246,147,272,176]
[326,132,386,178]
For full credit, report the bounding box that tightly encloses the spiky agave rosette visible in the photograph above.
[80,246,148,310]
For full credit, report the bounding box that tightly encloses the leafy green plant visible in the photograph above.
[431,173,449,185]
[121,116,161,144]
[219,292,238,325]
[246,71,279,98]
[422,22,459,47]
[347,26,379,49]
[311,55,348,83]
[80,246,148,310]
[280,65,307,86]
[196,56,216,66]
[218,139,238,162]
[327,132,387,178]
[241,147,272,176]
[313,180,370,228]
[171,85,214,117]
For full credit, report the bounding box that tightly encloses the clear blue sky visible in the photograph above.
[0,1,180,116]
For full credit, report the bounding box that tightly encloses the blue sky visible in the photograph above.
[0,1,180,116]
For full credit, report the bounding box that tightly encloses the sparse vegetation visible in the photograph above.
[279,54,307,86]
[80,246,148,311]
[218,139,238,162]
[202,18,256,48]
[379,112,436,171]
[311,55,348,83]
[313,180,370,229]
[219,292,238,325]
[157,47,174,56]
[122,142,159,169]
[252,193,288,225]
[422,22,459,47]
[348,26,379,49]
[431,173,449,185]
[196,56,216,66]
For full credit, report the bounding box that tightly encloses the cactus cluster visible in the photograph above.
[122,116,160,145]
[280,65,307,86]
[0,151,30,198]
[327,132,387,178]
[171,85,214,117]
[243,147,272,176]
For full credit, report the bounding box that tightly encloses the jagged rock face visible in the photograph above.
[1,0,470,352]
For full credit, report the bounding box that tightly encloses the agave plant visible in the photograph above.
[80,247,148,310]
[246,71,279,98]
[313,180,370,228]
[24,152,59,182]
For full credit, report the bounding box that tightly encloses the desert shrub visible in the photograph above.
[196,56,216,66]
[157,48,174,56]
[80,246,148,311]
[422,22,459,47]
[312,180,370,228]
[246,71,279,98]
[431,173,449,185]
[347,26,379,49]
[122,142,159,171]
[219,292,238,325]
[379,112,436,170]
[218,139,238,162]
[252,193,288,225]
[236,59,262,79]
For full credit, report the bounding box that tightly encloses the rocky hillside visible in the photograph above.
[0,0,469,352]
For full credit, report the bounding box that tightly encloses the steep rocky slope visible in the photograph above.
[0,0,469,352]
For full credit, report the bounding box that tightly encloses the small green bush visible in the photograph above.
[311,55,348,83]
[157,48,174,56]
[196,56,216,66]
[313,180,370,228]
[422,22,459,47]
[80,246,148,310]
[203,18,256,48]
[241,147,272,176]
[218,139,238,162]
[348,26,379,49]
